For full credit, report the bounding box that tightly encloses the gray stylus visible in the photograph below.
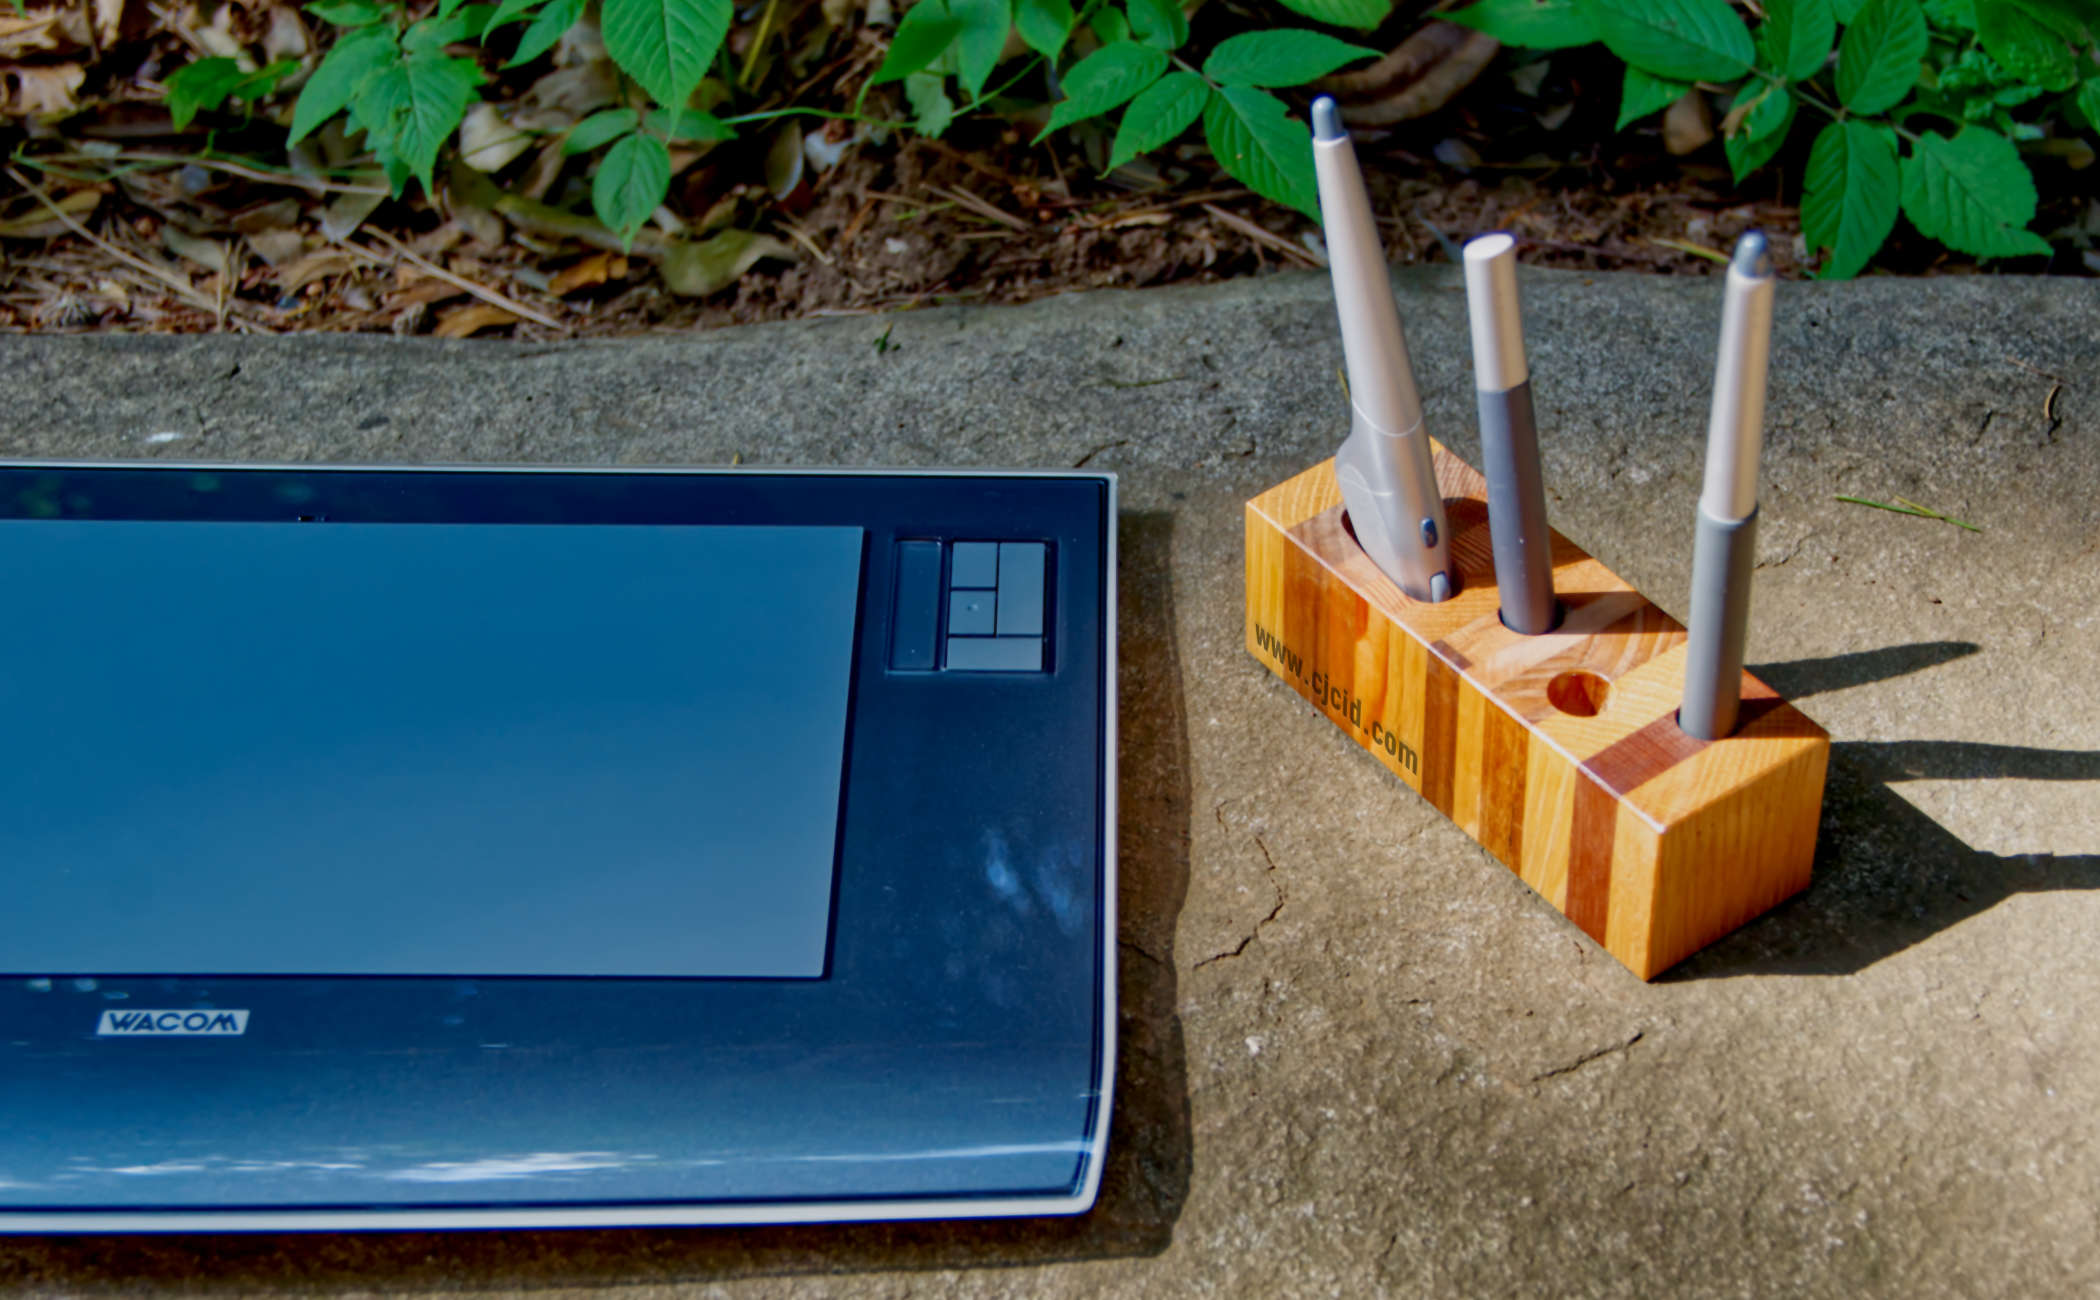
[1311,97,1453,603]
[1462,233,1555,634]
[1681,231,1775,740]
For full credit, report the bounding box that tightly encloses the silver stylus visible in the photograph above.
[1681,231,1775,740]
[1311,97,1452,603]
[1462,232,1556,634]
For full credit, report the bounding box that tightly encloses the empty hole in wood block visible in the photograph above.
[1546,669,1611,717]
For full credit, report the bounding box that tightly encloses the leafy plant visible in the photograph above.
[187,0,1389,258]
[164,57,302,129]
[1450,0,2097,275]
[874,11,1378,218]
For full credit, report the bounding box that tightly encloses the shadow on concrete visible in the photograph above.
[1672,642,2100,979]
[0,513,1196,1293]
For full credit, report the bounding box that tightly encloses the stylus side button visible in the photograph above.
[891,540,941,670]
[996,542,1045,636]
[946,636,1042,672]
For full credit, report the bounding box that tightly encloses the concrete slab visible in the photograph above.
[2,266,2096,1297]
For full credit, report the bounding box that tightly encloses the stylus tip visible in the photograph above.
[1311,97,1344,142]
[1731,230,1772,279]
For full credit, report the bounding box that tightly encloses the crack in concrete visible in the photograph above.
[1193,833,1287,970]
[1073,439,1129,468]
[1529,1030,1645,1084]
[1116,937,1168,968]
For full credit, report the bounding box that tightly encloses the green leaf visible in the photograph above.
[1270,0,1390,31]
[403,3,494,48]
[1445,0,1597,48]
[305,0,391,26]
[1012,0,1073,59]
[1974,0,2079,91]
[2079,75,2100,128]
[288,22,398,145]
[600,0,732,111]
[1107,68,1206,169]
[642,105,737,138]
[1036,41,1168,138]
[1899,125,2052,258]
[236,59,300,101]
[1089,6,1128,43]
[1723,80,1796,181]
[593,131,671,248]
[1574,0,1753,80]
[1763,0,1836,80]
[1616,63,1690,128]
[165,58,250,128]
[563,106,639,153]
[1835,0,1927,114]
[905,69,955,136]
[947,0,1008,98]
[871,0,962,84]
[1921,0,1976,27]
[505,0,583,66]
[1202,29,1378,87]
[1126,0,1189,49]
[1201,84,1319,220]
[435,0,466,20]
[486,0,541,28]
[350,50,483,197]
[1802,119,1898,276]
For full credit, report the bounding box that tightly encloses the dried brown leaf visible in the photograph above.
[1664,91,1714,156]
[548,250,629,295]
[433,302,519,337]
[6,62,86,115]
[245,228,305,266]
[0,12,66,59]
[93,0,125,46]
[278,249,355,291]
[459,103,532,174]
[161,225,228,274]
[0,186,98,239]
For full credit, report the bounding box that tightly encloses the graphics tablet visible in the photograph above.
[0,462,1115,1231]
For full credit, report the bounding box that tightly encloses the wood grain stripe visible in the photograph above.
[1581,693,1785,797]
[1477,702,1528,867]
[1420,657,1460,814]
[1565,773,1616,941]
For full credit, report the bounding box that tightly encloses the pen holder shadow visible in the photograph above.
[1245,449,1829,979]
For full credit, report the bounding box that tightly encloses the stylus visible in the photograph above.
[1311,96,1453,604]
[1681,231,1774,740]
[1461,232,1555,634]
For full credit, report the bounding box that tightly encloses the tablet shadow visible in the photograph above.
[0,513,1196,1294]
[1667,642,2099,979]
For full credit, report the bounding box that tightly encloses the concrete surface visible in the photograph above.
[1,267,2097,1298]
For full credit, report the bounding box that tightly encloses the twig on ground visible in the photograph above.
[774,217,835,265]
[1202,204,1321,269]
[342,227,564,330]
[1645,236,1729,264]
[4,163,228,321]
[929,185,1028,232]
[1836,494,1983,532]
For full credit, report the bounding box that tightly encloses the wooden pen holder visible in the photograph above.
[1244,450,1829,979]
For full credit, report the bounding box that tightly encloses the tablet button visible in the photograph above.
[946,636,1042,672]
[889,541,941,670]
[948,589,995,635]
[950,541,999,588]
[996,542,1045,636]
